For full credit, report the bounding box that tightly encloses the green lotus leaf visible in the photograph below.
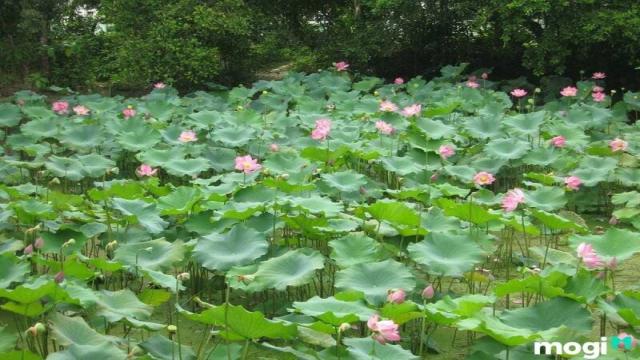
[21,118,59,139]
[95,289,153,323]
[0,255,34,289]
[435,198,501,225]
[523,147,560,166]
[380,156,425,175]
[335,259,415,305]
[421,207,461,233]
[321,170,367,192]
[59,124,103,149]
[49,313,124,354]
[458,312,538,347]
[416,118,455,139]
[599,292,640,326]
[288,195,342,216]
[137,148,186,167]
[141,269,185,293]
[12,199,56,222]
[163,158,211,177]
[292,296,375,325]
[408,231,486,277]
[503,112,545,135]
[0,278,57,304]
[523,186,566,212]
[572,155,618,186]
[229,248,324,292]
[0,326,16,353]
[111,198,168,234]
[113,238,184,271]
[529,209,588,233]
[616,168,640,186]
[494,272,567,298]
[0,103,21,127]
[211,126,255,147]
[45,156,85,181]
[485,138,530,160]
[328,233,381,268]
[569,228,640,261]
[117,122,161,151]
[139,335,196,360]
[425,294,495,325]
[344,337,419,360]
[465,116,503,139]
[367,200,420,227]
[39,228,87,255]
[157,186,202,215]
[180,304,297,340]
[500,297,593,336]
[202,146,236,171]
[563,269,608,303]
[145,100,175,121]
[194,224,268,271]
[76,154,115,178]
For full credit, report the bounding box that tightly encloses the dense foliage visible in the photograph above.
[1,64,640,358]
[2,0,640,91]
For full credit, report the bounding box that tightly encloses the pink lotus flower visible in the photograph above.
[387,289,405,304]
[334,61,349,71]
[235,155,262,174]
[438,145,455,159]
[592,72,606,80]
[136,164,158,177]
[311,118,332,140]
[401,104,422,117]
[179,130,197,143]
[422,285,435,299]
[481,72,489,80]
[577,243,603,269]
[610,138,628,152]
[473,171,495,186]
[560,86,578,97]
[52,101,69,114]
[466,80,480,89]
[593,86,604,93]
[375,120,394,135]
[367,315,400,344]
[430,173,438,182]
[379,100,399,112]
[564,176,582,191]
[609,216,619,225]
[54,271,65,284]
[34,237,44,249]
[394,77,404,85]
[269,143,279,152]
[122,107,136,119]
[614,332,638,350]
[501,188,525,212]
[608,257,618,270]
[154,82,166,89]
[550,136,566,148]
[73,105,90,116]
[592,92,606,102]
[24,244,33,255]
[510,89,528,98]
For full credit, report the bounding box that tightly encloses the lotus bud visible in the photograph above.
[534,88,541,93]
[387,289,406,304]
[262,90,268,95]
[177,272,190,281]
[338,323,351,333]
[236,105,243,111]
[167,325,177,333]
[24,244,35,255]
[34,237,44,249]
[105,240,118,251]
[109,167,119,175]
[359,186,367,195]
[49,177,60,185]
[128,346,144,357]
[280,173,289,180]
[26,323,45,336]
[62,238,75,248]
[54,271,65,284]
[270,143,279,152]
[527,98,534,105]
[422,285,435,299]
[611,90,617,95]
[373,91,379,96]
[609,216,618,225]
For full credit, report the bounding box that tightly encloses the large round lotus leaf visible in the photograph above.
[599,292,640,326]
[563,270,608,303]
[0,326,17,353]
[137,148,186,166]
[0,255,29,289]
[485,138,530,160]
[616,168,640,186]
[421,207,460,233]
[464,116,503,139]
[139,335,196,360]
[229,248,324,292]
[113,238,184,271]
[328,233,381,268]
[111,198,168,234]
[0,103,21,127]
[76,154,115,178]
[211,126,255,147]
[435,198,501,225]
[530,209,588,233]
[367,200,420,227]
[321,170,367,192]
[457,312,538,347]
[523,186,566,211]
[444,165,476,182]
[59,124,103,149]
[157,186,202,215]
[344,337,419,360]
[500,297,593,335]
[545,121,590,149]
[572,155,618,186]
[117,123,160,152]
[21,106,55,121]
[416,118,455,139]
[380,156,425,175]
[523,147,560,166]
[335,259,415,305]
[408,231,486,277]
[292,296,376,325]
[21,118,59,139]
[193,224,268,271]
[202,146,236,171]
[263,151,309,175]
[144,100,175,121]
[180,304,297,340]
[288,195,342,216]
[569,228,640,261]
[45,156,85,181]
[503,112,545,135]
[95,289,153,323]
[49,312,123,350]
[163,158,210,177]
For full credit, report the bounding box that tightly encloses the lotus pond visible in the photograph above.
[2,64,640,359]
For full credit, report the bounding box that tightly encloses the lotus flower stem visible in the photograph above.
[225,285,232,360]
[418,300,428,356]
[175,277,183,360]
